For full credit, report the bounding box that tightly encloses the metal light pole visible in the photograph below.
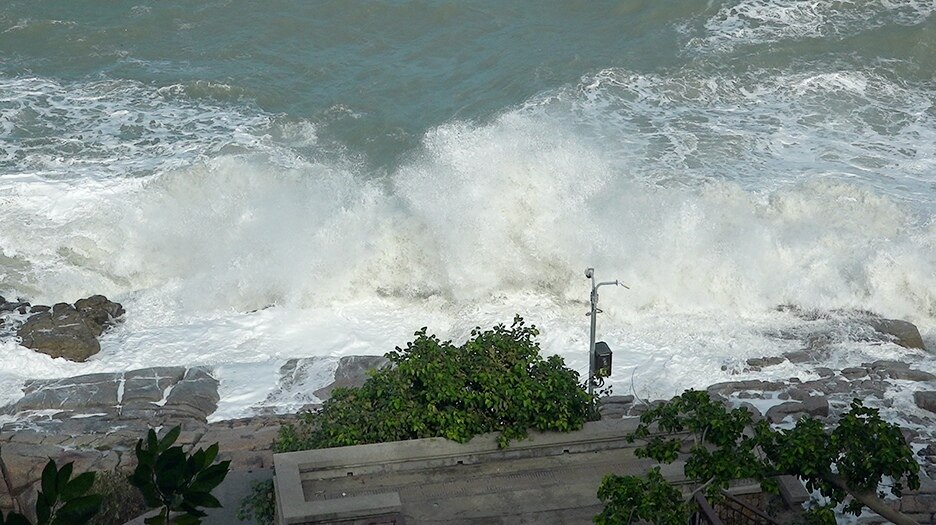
[585,267,627,398]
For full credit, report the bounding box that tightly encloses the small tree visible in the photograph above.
[130,426,231,525]
[275,315,594,452]
[596,391,920,525]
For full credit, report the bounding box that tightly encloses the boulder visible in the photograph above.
[841,367,868,380]
[16,309,100,361]
[867,318,926,351]
[313,355,389,400]
[706,380,784,400]
[73,295,124,336]
[865,360,936,382]
[746,356,785,368]
[914,391,936,414]
[15,295,124,362]
[765,396,829,424]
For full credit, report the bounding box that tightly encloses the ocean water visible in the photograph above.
[0,0,934,421]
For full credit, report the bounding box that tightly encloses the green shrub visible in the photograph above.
[597,392,920,525]
[275,315,594,452]
[236,479,274,525]
[88,469,147,525]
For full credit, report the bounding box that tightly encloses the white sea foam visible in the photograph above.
[0,63,934,419]
[687,0,934,53]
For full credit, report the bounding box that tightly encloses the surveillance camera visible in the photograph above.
[585,268,594,279]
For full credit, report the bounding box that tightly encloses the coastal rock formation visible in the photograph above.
[313,355,390,400]
[775,306,928,353]
[2,366,219,426]
[866,317,926,351]
[7,295,124,362]
[916,392,936,414]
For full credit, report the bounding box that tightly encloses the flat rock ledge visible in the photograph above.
[0,355,387,520]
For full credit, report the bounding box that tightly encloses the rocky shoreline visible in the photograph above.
[1,296,934,522]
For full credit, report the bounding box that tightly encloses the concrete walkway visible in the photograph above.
[274,419,685,524]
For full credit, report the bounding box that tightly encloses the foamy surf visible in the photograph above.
[0,0,933,428]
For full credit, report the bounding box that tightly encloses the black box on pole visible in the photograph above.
[595,341,612,378]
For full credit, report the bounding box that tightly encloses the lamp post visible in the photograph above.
[585,267,627,398]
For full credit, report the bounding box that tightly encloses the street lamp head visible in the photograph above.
[584,267,594,279]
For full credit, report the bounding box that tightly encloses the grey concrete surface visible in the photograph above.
[274,419,686,524]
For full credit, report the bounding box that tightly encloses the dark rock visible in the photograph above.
[865,360,935,382]
[867,318,926,351]
[797,377,852,396]
[601,395,635,405]
[801,396,830,418]
[706,380,784,399]
[158,367,220,423]
[914,391,936,414]
[0,299,29,313]
[815,367,834,378]
[313,355,389,400]
[73,295,124,336]
[15,295,124,362]
[746,356,785,368]
[783,350,813,364]
[788,388,812,401]
[766,402,806,424]
[841,367,868,380]
[765,397,827,423]
[16,309,100,361]
[28,305,49,314]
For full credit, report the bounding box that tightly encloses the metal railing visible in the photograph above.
[691,492,780,525]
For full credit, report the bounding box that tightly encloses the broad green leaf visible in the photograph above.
[159,426,182,452]
[40,459,58,500]
[147,429,158,452]
[154,447,187,493]
[60,471,95,500]
[52,494,102,525]
[54,462,73,496]
[36,492,51,525]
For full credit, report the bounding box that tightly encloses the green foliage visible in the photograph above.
[88,469,147,525]
[274,316,594,452]
[236,479,275,525]
[130,426,231,525]
[0,459,102,525]
[595,467,688,525]
[801,504,837,525]
[599,391,921,523]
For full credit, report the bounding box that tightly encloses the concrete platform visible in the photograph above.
[273,419,685,524]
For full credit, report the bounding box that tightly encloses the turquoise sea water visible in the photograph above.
[0,1,934,417]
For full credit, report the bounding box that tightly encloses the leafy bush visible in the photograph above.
[130,426,231,525]
[597,391,920,525]
[275,316,594,452]
[0,459,102,525]
[88,469,147,525]
[236,479,274,525]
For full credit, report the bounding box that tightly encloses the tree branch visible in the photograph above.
[826,474,919,525]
